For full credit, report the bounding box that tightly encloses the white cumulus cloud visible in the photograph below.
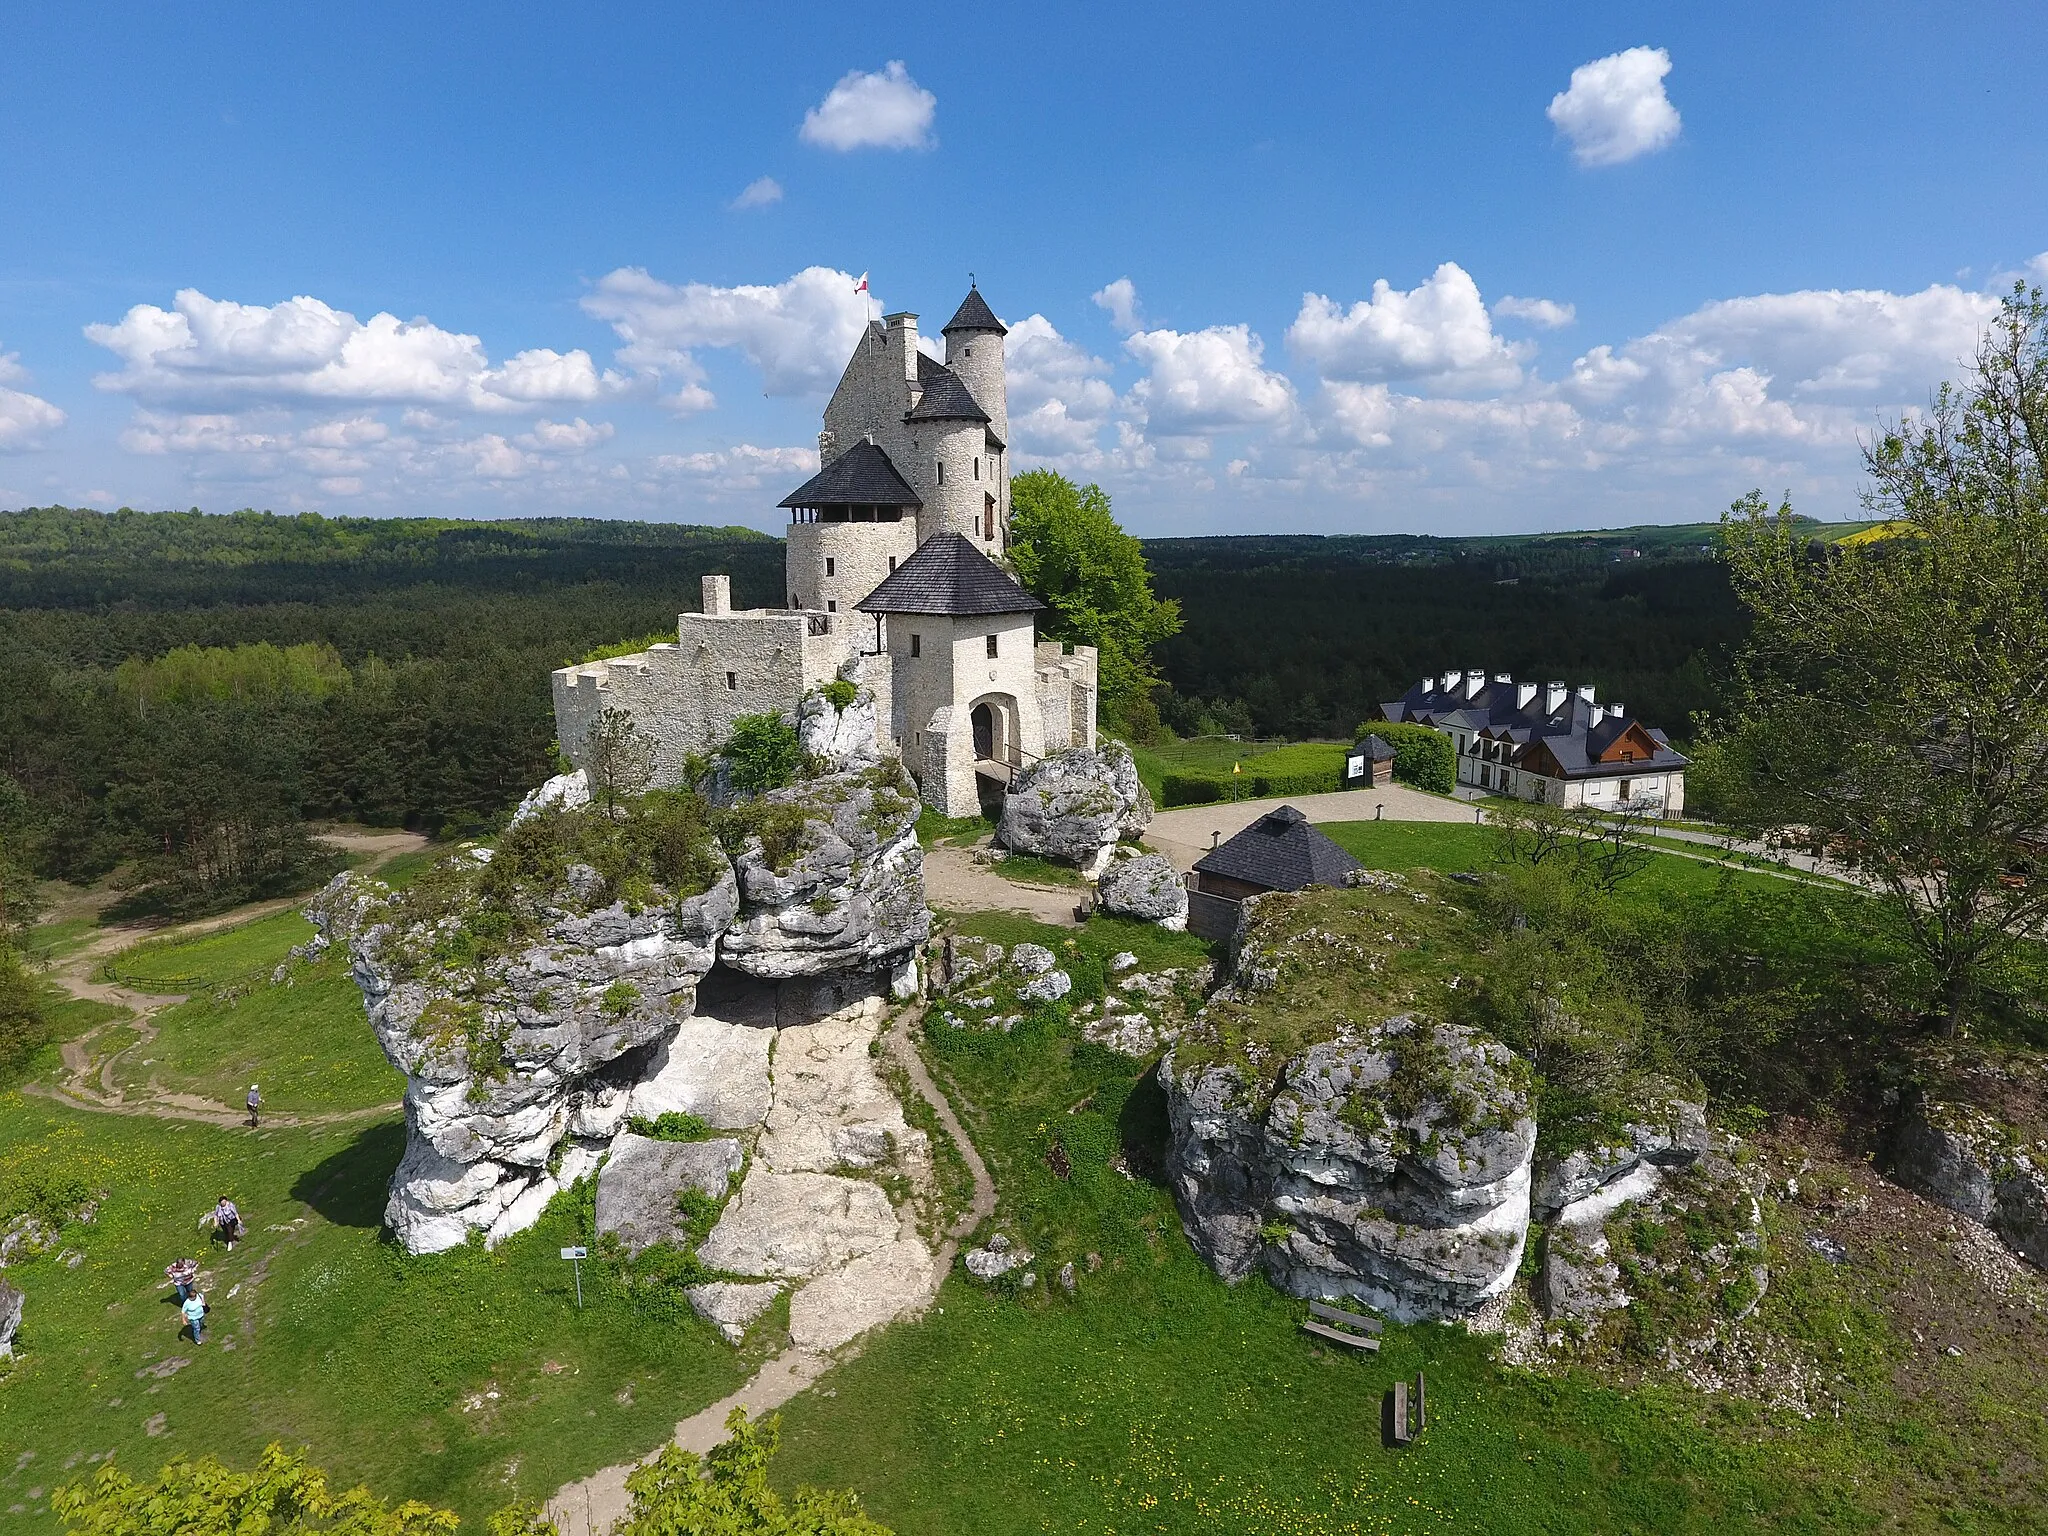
[799,61,936,151]
[583,264,871,402]
[1092,278,1142,335]
[1006,314,1118,457]
[517,417,615,452]
[84,290,621,412]
[1123,324,1297,439]
[1548,47,1681,167]
[1288,263,1525,389]
[1495,295,1577,329]
[731,176,784,210]
[0,346,65,450]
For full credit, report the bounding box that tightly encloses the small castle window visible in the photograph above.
[973,457,980,480]
[888,555,897,572]
[937,461,944,484]
[825,557,835,576]
[910,634,921,657]
[725,672,737,690]
[827,599,837,613]
[986,633,999,659]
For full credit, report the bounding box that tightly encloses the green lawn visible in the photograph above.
[0,1098,750,1536]
[1128,739,1348,806]
[102,910,404,1117]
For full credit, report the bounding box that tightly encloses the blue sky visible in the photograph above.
[3,2,2044,535]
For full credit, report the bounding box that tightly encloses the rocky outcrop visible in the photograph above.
[509,769,590,826]
[721,763,930,980]
[997,742,1152,875]
[1532,1093,1710,1223]
[593,1132,744,1255]
[1891,1099,2048,1268]
[686,1280,781,1344]
[1161,1013,1536,1322]
[1095,850,1187,930]
[0,1280,21,1357]
[797,685,885,772]
[315,855,739,1254]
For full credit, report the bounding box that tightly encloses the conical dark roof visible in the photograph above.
[941,286,1006,336]
[778,440,922,509]
[856,532,1042,616]
[905,365,990,423]
[1193,805,1362,894]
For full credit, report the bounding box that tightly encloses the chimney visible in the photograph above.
[817,428,836,466]
[1440,670,1460,694]
[1516,681,1537,710]
[701,574,731,617]
[1544,681,1567,714]
[1576,684,1596,706]
[1492,672,1512,684]
[1608,702,1625,719]
[884,311,920,382]
[1464,669,1485,698]
[1590,705,1608,728]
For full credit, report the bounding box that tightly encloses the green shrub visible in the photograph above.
[1159,773,1225,807]
[724,714,802,795]
[601,981,642,1017]
[818,679,859,711]
[1368,722,1457,795]
[627,1111,716,1142]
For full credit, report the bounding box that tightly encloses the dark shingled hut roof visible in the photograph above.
[1353,733,1396,762]
[941,286,1007,335]
[856,532,1043,617]
[905,366,991,423]
[778,440,922,509]
[1193,805,1362,894]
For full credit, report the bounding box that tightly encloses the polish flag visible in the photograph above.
[853,272,869,294]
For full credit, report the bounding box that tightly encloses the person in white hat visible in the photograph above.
[246,1084,262,1129]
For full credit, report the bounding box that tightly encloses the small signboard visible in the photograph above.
[560,1245,589,1307]
[560,1246,588,1260]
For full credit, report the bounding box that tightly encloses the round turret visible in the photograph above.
[941,286,1009,448]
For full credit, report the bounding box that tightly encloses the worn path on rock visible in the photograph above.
[920,840,1082,925]
[546,1001,996,1536]
[26,829,426,1126]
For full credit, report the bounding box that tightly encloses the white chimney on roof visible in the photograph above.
[1464,669,1486,697]
[1492,672,1511,684]
[1516,681,1538,709]
[1590,705,1608,727]
[1440,670,1460,693]
[1544,681,1567,714]
[1576,684,1596,705]
[702,574,731,617]
[1609,702,1625,718]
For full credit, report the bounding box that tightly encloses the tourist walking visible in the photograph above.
[246,1084,263,1129]
[165,1258,198,1302]
[211,1195,243,1252]
[181,1289,207,1345]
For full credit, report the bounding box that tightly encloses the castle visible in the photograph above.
[553,286,1099,817]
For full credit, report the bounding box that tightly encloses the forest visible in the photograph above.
[0,506,1759,917]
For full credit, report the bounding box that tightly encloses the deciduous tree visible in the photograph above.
[1714,286,2048,1033]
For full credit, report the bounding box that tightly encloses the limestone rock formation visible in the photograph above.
[720,762,931,980]
[593,1132,744,1255]
[685,1280,782,1345]
[997,741,1153,874]
[314,851,739,1254]
[797,684,885,772]
[1891,1099,2048,1268]
[1162,1013,1536,1322]
[1095,850,1188,929]
[0,1279,21,1357]
[1532,1093,1710,1223]
[509,769,590,826]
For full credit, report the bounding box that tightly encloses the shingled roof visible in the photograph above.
[856,532,1043,616]
[778,440,922,509]
[905,366,991,423]
[941,285,1007,335]
[1193,806,1362,894]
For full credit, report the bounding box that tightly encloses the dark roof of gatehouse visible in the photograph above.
[1192,805,1362,894]
[1353,733,1396,762]
[941,286,1007,336]
[778,440,922,509]
[904,365,991,423]
[856,532,1043,616]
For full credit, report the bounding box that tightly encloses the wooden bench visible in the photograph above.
[1386,1371,1427,1447]
[1300,1299,1382,1352]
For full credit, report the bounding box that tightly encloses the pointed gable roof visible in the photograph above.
[778,440,922,509]
[941,285,1006,336]
[904,364,991,423]
[1193,805,1363,894]
[856,532,1043,616]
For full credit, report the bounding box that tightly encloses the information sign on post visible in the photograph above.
[560,1246,588,1308]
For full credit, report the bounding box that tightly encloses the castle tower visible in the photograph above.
[941,286,1010,556]
[904,368,996,550]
